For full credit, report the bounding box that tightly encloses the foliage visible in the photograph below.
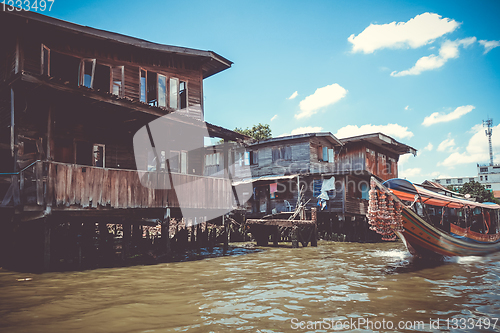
[446,185,459,192]
[234,123,272,141]
[458,180,499,204]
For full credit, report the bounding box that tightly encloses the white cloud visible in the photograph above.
[404,105,409,110]
[348,12,459,54]
[399,167,422,179]
[479,40,500,54]
[334,123,414,139]
[391,37,476,77]
[438,124,500,167]
[424,143,433,151]
[398,154,411,165]
[270,114,278,122]
[422,105,475,126]
[288,91,298,100]
[437,138,455,152]
[278,126,324,137]
[291,126,323,135]
[295,84,347,119]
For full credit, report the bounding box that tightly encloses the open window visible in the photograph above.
[140,68,147,103]
[181,150,188,174]
[250,150,259,165]
[169,78,179,109]
[41,44,50,76]
[79,59,96,88]
[93,63,111,93]
[158,74,167,108]
[50,51,80,85]
[75,141,93,166]
[147,71,157,106]
[179,81,187,109]
[93,144,105,168]
[111,66,124,97]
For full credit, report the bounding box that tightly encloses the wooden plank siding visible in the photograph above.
[17,34,204,119]
[43,162,232,210]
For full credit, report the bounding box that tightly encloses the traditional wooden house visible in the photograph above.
[0,10,248,270]
[227,132,416,241]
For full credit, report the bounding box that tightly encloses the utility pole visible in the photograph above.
[483,118,494,166]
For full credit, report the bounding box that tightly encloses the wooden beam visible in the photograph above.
[246,219,316,227]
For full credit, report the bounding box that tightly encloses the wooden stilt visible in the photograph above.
[273,226,279,246]
[164,209,171,256]
[291,226,298,248]
[43,218,51,271]
[311,207,318,247]
[223,215,228,252]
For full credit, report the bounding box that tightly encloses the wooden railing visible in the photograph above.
[34,161,232,210]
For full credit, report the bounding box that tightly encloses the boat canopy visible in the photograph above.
[383,178,500,210]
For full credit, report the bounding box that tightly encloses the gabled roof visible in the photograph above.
[339,132,417,156]
[1,10,232,78]
[248,132,343,147]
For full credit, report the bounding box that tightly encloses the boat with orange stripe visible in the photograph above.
[368,177,500,258]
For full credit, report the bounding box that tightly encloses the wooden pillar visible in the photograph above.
[207,224,214,252]
[122,223,131,260]
[46,104,54,161]
[223,215,229,252]
[163,209,171,255]
[43,218,51,271]
[273,226,279,246]
[291,226,298,248]
[196,221,202,247]
[311,207,318,247]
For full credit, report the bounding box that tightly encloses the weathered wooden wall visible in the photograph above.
[44,162,231,210]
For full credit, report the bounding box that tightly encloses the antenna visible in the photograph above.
[483,118,494,166]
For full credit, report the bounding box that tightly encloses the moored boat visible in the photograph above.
[368,177,500,258]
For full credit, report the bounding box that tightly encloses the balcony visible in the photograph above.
[14,161,233,211]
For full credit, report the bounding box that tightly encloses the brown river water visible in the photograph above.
[1,241,499,333]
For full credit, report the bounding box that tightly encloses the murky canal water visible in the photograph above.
[1,241,499,332]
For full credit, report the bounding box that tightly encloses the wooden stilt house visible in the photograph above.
[0,10,248,270]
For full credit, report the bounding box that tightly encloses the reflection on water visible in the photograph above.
[1,241,499,332]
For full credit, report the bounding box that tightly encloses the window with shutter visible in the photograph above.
[79,59,95,88]
[111,66,124,97]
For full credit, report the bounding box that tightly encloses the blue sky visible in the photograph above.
[44,0,500,183]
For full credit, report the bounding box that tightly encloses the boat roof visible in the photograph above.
[383,178,500,209]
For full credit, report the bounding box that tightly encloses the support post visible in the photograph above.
[43,218,51,271]
[311,207,318,247]
[164,208,171,256]
[273,226,279,246]
[223,215,229,252]
[122,223,131,260]
[291,226,298,248]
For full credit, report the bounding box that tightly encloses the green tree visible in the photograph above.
[459,180,499,203]
[234,123,272,141]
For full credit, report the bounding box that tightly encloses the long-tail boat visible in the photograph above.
[368,177,500,258]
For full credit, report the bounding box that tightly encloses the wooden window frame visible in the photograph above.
[169,77,180,109]
[41,44,50,76]
[79,58,96,88]
[111,65,125,97]
[179,80,188,110]
[139,67,147,103]
[92,143,105,168]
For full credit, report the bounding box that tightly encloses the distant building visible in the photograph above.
[433,163,500,199]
